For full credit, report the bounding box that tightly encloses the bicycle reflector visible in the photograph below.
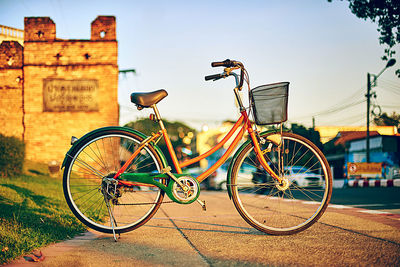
[149,113,157,122]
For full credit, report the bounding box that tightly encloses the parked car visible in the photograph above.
[213,163,323,190]
[284,166,323,187]
[213,161,257,190]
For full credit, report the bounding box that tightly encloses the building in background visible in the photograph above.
[325,130,400,179]
[315,125,397,143]
[0,16,119,164]
[0,25,24,45]
[346,134,400,179]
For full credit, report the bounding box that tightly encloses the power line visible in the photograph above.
[376,78,400,95]
[312,99,365,117]
[291,98,365,121]
[316,112,365,126]
[291,86,366,120]
[379,78,400,87]
[380,104,400,109]
[379,85,400,96]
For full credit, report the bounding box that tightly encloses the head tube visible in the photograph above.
[230,72,240,88]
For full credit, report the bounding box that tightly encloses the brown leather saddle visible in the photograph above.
[130,89,168,108]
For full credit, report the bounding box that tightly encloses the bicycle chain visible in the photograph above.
[115,200,175,206]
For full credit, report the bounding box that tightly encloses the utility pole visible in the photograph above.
[365,59,396,163]
[312,117,315,130]
[366,73,371,163]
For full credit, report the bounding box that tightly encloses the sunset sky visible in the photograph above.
[1,0,399,129]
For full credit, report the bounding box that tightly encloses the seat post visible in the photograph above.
[151,104,165,130]
[151,104,182,173]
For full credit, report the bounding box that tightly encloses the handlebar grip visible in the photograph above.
[205,74,223,81]
[211,59,235,68]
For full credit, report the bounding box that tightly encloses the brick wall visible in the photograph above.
[0,16,119,163]
[0,41,24,138]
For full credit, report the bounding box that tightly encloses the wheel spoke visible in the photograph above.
[231,132,332,235]
[64,131,165,234]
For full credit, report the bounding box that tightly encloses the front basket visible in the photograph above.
[249,82,289,125]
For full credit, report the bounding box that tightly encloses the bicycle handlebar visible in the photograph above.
[206,59,245,90]
[204,73,225,81]
[211,59,235,68]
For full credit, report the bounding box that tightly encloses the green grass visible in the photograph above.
[0,161,86,264]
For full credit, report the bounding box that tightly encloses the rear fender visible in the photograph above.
[61,126,167,169]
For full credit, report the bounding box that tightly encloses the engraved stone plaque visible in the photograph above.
[43,79,99,112]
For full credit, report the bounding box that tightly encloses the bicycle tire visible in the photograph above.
[63,129,166,234]
[230,132,332,235]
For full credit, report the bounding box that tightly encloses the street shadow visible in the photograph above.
[82,235,267,267]
[145,217,265,235]
[1,183,50,207]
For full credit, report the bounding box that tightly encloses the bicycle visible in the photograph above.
[62,59,332,241]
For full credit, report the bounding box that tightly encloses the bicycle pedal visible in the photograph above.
[196,199,206,211]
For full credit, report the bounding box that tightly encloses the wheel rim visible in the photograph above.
[232,133,331,233]
[65,133,163,232]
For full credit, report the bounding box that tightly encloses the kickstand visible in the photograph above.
[108,209,118,242]
[103,195,119,242]
[196,199,207,211]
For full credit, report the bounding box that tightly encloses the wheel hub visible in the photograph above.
[275,177,290,191]
[101,174,121,204]
[171,176,199,203]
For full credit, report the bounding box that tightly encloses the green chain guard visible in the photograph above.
[119,173,200,204]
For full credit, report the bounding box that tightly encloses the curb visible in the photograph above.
[346,179,400,188]
[327,203,400,226]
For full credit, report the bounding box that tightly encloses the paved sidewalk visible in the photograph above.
[8,207,209,266]
[7,191,400,266]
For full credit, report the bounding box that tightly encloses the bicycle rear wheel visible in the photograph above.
[230,132,332,235]
[63,129,165,234]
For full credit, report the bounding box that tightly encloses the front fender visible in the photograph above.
[61,126,167,169]
[226,129,283,199]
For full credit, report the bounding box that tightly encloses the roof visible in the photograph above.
[315,125,397,143]
[334,131,380,146]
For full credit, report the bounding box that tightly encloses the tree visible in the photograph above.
[328,0,400,76]
[125,118,195,142]
[323,136,345,156]
[290,123,323,150]
[373,111,400,128]
[124,118,197,169]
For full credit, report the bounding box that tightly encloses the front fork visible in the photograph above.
[249,129,283,184]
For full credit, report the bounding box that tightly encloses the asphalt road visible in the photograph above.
[331,187,400,214]
[8,190,400,267]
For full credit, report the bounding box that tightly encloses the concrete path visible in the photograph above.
[7,191,400,266]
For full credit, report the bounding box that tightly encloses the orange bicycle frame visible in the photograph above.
[178,110,281,183]
[116,108,281,184]
[115,67,281,184]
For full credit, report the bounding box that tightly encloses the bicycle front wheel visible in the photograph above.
[63,129,165,234]
[230,132,332,235]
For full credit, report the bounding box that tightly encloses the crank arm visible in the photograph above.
[118,172,197,204]
[161,167,189,192]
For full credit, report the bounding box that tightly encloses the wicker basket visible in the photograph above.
[249,82,289,125]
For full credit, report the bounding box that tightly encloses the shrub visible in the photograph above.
[0,134,25,178]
